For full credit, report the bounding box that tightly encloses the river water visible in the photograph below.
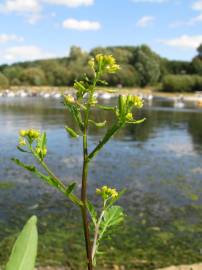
[0,96,202,269]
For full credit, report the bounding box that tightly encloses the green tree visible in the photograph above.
[0,72,9,89]
[197,44,202,58]
[134,49,161,86]
[20,68,46,86]
[3,66,23,84]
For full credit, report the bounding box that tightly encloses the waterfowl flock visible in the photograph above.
[1,89,202,109]
[0,89,154,101]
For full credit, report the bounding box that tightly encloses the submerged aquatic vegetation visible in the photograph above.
[13,54,145,269]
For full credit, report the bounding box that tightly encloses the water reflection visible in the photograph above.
[0,97,202,268]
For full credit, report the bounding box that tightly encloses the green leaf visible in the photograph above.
[99,206,124,240]
[12,158,63,191]
[97,80,108,85]
[37,132,47,149]
[65,182,76,196]
[12,158,35,172]
[106,89,117,93]
[88,123,121,160]
[87,201,97,225]
[17,146,30,153]
[6,216,38,270]
[127,118,146,125]
[89,120,106,128]
[96,104,116,111]
[65,126,79,138]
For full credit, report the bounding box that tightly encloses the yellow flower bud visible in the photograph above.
[19,138,26,146]
[126,112,133,121]
[96,188,101,194]
[88,58,95,69]
[65,94,75,104]
[102,186,108,192]
[19,130,27,137]
[36,147,41,155]
[42,148,47,156]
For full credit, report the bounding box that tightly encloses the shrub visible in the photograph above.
[162,75,202,92]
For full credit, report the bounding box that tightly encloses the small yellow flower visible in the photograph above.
[95,54,103,62]
[126,112,133,121]
[96,188,101,194]
[96,185,119,200]
[94,54,120,74]
[29,129,40,139]
[19,130,27,137]
[19,138,26,146]
[133,96,143,109]
[102,186,108,192]
[64,94,75,104]
[42,148,47,156]
[88,58,95,69]
[36,147,41,155]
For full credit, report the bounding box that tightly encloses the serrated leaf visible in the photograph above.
[6,216,38,270]
[103,206,124,227]
[99,206,124,240]
[87,201,97,225]
[89,120,106,128]
[65,126,79,138]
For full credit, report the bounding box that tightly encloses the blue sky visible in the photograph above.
[0,0,202,64]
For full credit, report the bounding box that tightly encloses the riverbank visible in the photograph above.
[0,86,202,102]
[36,263,202,270]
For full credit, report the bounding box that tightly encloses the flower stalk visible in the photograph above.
[13,54,145,269]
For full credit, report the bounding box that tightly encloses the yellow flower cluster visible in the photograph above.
[133,96,144,109]
[127,95,144,109]
[19,129,40,139]
[96,186,119,199]
[88,54,120,74]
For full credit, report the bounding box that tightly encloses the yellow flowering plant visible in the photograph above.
[13,54,145,270]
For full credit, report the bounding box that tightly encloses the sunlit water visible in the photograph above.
[0,96,202,269]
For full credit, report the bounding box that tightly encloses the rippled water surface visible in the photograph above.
[0,96,202,269]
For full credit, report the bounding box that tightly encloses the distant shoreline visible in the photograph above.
[0,86,202,102]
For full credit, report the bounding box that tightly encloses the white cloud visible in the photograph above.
[159,35,202,49]
[2,45,55,63]
[170,1,202,28]
[27,13,43,24]
[0,0,41,13]
[0,34,24,43]
[63,18,101,31]
[43,0,94,7]
[136,16,155,27]
[192,0,202,11]
[0,0,94,25]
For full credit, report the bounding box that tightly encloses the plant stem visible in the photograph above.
[92,210,105,260]
[81,122,93,270]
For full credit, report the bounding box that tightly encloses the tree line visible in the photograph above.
[0,44,202,92]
